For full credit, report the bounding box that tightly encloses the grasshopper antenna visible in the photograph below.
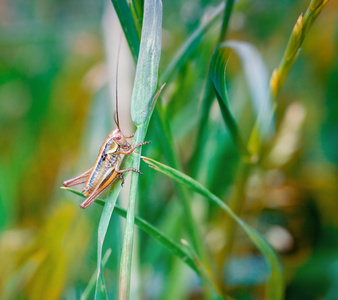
[114,33,123,130]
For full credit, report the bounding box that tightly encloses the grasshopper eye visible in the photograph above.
[116,136,121,140]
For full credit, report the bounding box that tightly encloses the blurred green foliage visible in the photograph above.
[0,0,337,299]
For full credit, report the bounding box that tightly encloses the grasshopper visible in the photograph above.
[63,38,163,209]
[62,81,165,209]
[62,123,150,208]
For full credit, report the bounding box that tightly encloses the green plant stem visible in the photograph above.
[118,128,145,300]
[117,0,162,298]
[118,81,165,300]
[219,0,235,42]
[270,0,328,98]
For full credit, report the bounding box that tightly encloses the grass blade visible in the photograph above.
[94,187,122,300]
[118,130,143,300]
[142,157,284,300]
[129,0,143,37]
[218,41,273,139]
[111,0,140,62]
[219,0,235,42]
[213,41,274,154]
[209,47,249,158]
[130,0,162,127]
[160,2,224,83]
[119,0,163,299]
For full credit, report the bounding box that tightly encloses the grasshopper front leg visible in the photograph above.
[115,141,151,156]
[113,141,149,177]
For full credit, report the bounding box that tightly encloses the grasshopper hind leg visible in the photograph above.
[63,168,92,187]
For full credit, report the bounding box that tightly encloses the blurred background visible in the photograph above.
[0,0,337,299]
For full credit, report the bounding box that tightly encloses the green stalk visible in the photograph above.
[119,83,164,300]
[270,0,328,98]
[219,0,235,43]
[117,1,163,298]
[118,127,145,300]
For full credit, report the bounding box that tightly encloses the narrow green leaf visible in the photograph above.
[160,2,224,83]
[219,0,235,42]
[130,0,162,126]
[62,188,199,274]
[119,0,163,298]
[111,0,140,62]
[142,157,284,300]
[129,0,143,37]
[209,47,249,157]
[94,186,121,300]
[218,41,274,139]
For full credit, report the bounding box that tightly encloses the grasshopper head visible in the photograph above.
[111,128,130,149]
